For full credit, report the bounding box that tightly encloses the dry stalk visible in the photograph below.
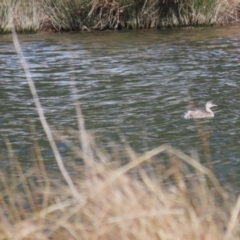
[11,26,80,201]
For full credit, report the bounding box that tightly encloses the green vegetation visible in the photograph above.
[0,0,239,33]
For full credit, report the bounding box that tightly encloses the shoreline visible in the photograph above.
[2,22,240,36]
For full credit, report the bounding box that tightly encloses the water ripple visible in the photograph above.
[1,28,240,180]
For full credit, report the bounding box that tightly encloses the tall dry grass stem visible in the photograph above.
[11,26,80,201]
[5,137,36,213]
[224,195,240,239]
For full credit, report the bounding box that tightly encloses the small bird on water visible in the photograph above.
[184,101,217,119]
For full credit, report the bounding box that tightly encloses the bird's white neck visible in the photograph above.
[206,106,214,116]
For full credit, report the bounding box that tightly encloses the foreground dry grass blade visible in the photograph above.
[224,195,240,240]
[11,26,80,201]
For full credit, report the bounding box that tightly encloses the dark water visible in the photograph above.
[1,27,240,184]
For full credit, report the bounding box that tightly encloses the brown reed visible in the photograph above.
[0,0,239,33]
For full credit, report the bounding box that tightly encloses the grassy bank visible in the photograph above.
[0,0,239,33]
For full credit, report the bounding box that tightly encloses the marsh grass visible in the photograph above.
[38,0,240,30]
[0,0,239,33]
[0,0,43,34]
[0,0,17,33]
[13,0,43,34]
[40,0,85,31]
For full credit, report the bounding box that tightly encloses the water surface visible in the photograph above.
[0,27,240,185]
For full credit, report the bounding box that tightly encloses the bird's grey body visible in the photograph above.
[184,101,217,119]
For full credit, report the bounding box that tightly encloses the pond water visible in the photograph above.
[0,27,240,185]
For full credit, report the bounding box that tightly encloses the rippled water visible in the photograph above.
[1,27,240,183]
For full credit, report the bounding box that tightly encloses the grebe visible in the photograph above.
[184,101,217,119]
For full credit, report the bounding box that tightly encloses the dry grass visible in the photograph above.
[0,135,240,240]
[38,0,240,30]
[0,0,43,33]
[0,0,240,33]
[13,0,43,33]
